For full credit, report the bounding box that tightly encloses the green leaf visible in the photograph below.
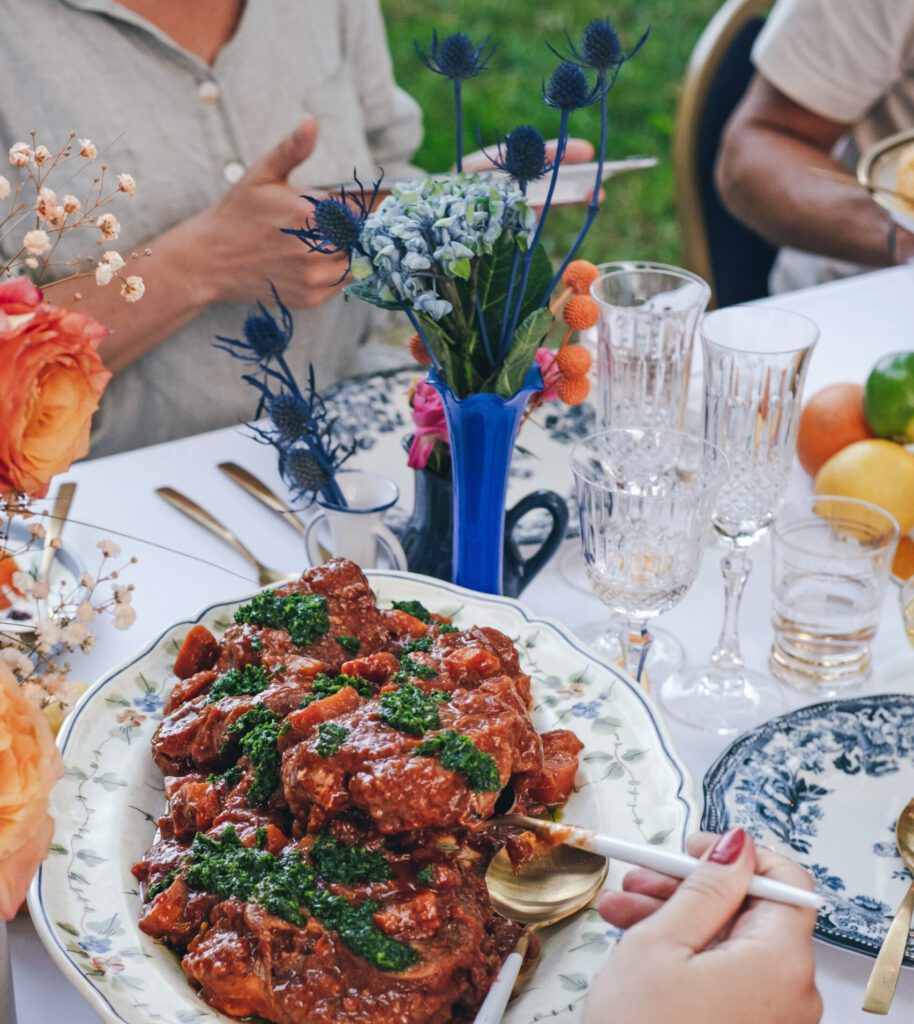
[602,761,626,781]
[57,921,80,937]
[487,305,554,397]
[622,748,649,763]
[475,238,553,356]
[343,279,402,311]
[77,850,108,867]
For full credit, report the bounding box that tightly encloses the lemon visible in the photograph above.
[814,439,914,534]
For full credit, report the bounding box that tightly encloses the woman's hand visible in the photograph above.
[193,117,348,308]
[583,829,822,1024]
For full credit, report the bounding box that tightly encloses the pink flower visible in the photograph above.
[0,660,64,919]
[407,382,449,471]
[533,347,561,402]
[0,278,42,316]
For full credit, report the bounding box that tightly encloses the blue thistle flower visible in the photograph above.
[549,20,650,78]
[489,125,551,189]
[214,283,292,364]
[416,31,495,81]
[542,62,599,111]
[281,446,329,497]
[283,173,381,282]
[268,393,311,442]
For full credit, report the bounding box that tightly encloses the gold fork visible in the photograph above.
[155,487,289,586]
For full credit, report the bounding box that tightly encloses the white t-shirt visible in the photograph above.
[751,0,914,291]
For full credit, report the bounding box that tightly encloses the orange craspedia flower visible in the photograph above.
[408,333,431,366]
[563,259,600,295]
[563,294,599,331]
[557,374,590,406]
[556,345,592,377]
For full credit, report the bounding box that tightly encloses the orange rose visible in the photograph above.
[0,301,110,498]
[0,660,64,920]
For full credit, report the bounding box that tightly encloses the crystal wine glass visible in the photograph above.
[565,262,711,681]
[571,428,728,684]
[659,306,819,733]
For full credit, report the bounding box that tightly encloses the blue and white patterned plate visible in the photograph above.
[703,694,914,966]
[30,570,695,1024]
[323,366,596,544]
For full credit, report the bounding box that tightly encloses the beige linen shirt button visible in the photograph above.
[198,80,220,103]
[223,160,245,184]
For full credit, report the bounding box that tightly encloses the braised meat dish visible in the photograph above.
[133,559,583,1024]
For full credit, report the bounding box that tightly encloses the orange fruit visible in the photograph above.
[893,535,914,581]
[562,294,599,330]
[562,259,600,295]
[797,383,873,476]
[814,438,914,533]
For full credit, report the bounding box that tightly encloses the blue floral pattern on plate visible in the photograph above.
[323,366,593,543]
[703,694,914,966]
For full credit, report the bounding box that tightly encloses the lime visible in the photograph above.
[864,352,914,441]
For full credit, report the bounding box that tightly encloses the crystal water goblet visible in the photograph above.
[659,306,819,733]
[571,428,728,684]
[565,263,711,681]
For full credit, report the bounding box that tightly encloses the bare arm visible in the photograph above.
[43,118,346,376]
[715,76,914,266]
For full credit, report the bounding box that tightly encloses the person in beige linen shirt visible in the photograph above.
[715,0,914,293]
[0,0,424,456]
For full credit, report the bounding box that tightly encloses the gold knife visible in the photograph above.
[217,463,305,536]
[156,486,289,586]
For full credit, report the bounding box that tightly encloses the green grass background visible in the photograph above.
[381,0,722,267]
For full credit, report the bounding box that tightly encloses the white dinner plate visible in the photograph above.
[858,129,914,235]
[703,694,914,966]
[30,570,695,1024]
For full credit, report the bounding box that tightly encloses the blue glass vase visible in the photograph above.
[429,365,544,594]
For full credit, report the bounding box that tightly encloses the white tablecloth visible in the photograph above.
[10,265,914,1023]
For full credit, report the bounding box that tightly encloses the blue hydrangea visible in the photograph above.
[355,174,535,322]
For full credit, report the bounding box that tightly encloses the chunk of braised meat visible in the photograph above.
[381,626,532,706]
[132,834,188,892]
[182,870,513,1024]
[139,875,221,947]
[162,775,223,841]
[153,668,325,775]
[217,559,394,681]
[511,728,583,809]
[282,676,543,834]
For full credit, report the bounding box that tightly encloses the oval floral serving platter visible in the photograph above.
[30,570,696,1024]
[703,694,914,966]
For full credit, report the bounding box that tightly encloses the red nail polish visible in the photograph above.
[709,827,747,865]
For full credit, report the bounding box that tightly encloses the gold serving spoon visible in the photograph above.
[155,487,290,586]
[862,798,914,1015]
[475,839,608,1024]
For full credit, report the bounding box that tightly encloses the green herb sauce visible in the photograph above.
[336,634,361,654]
[378,683,449,737]
[391,600,431,623]
[206,664,272,703]
[316,721,348,757]
[413,729,501,792]
[309,832,392,885]
[146,870,177,900]
[401,636,433,654]
[235,591,330,647]
[302,672,372,707]
[392,654,438,685]
[185,828,417,971]
[226,705,281,805]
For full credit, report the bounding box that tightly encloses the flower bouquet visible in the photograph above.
[0,135,140,724]
[291,19,646,593]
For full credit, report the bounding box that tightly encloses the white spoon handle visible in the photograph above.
[473,949,525,1024]
[584,833,821,910]
[504,818,822,911]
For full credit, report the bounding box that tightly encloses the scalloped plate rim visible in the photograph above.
[29,568,697,1024]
